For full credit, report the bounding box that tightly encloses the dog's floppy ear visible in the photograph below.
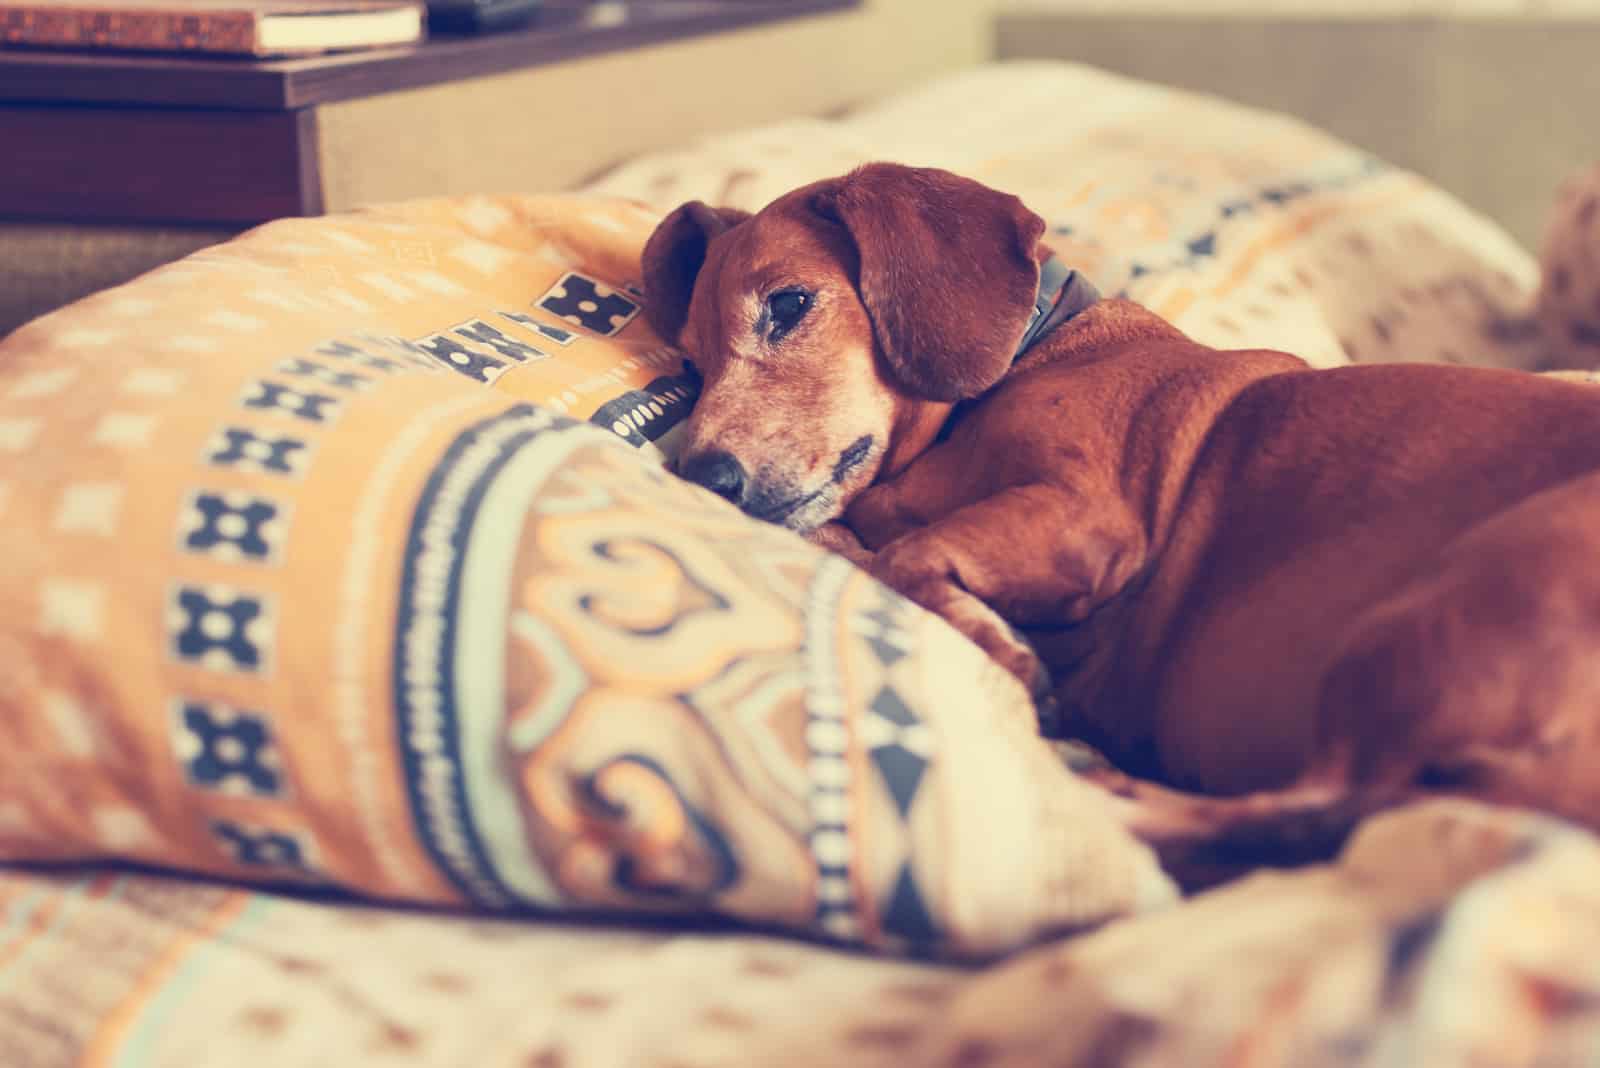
[814,164,1046,402]
[640,201,751,345]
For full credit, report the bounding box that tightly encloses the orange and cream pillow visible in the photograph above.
[0,194,1175,959]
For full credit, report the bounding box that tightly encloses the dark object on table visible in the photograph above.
[0,0,426,56]
[425,0,538,33]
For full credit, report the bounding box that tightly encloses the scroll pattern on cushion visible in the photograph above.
[0,194,1174,958]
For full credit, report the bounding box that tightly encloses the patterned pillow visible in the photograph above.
[0,194,1175,959]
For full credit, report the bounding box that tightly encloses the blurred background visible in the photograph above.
[996,0,1598,248]
[648,0,1596,250]
[4,0,1597,332]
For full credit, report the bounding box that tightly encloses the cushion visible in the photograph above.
[588,61,1547,373]
[0,192,1174,960]
[1535,161,1600,370]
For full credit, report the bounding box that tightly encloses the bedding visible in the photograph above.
[4,799,1596,1067]
[1536,161,1600,370]
[0,59,1595,1067]
[589,61,1555,375]
[0,193,1170,956]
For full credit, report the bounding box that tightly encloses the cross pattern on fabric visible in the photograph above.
[211,820,316,876]
[452,319,549,365]
[241,380,343,424]
[414,330,509,384]
[168,585,273,674]
[174,700,284,798]
[312,336,436,375]
[500,311,577,346]
[537,273,640,336]
[275,358,372,393]
[204,427,310,477]
[179,491,284,564]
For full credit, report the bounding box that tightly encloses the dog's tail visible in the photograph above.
[1084,768,1415,891]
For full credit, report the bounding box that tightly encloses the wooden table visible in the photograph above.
[0,0,856,226]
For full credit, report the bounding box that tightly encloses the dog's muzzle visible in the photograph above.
[678,450,749,507]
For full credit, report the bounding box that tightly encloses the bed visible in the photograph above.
[2,61,1597,1068]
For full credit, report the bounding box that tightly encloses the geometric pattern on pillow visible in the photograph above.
[0,194,1173,959]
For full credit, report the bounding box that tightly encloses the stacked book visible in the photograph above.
[0,0,427,55]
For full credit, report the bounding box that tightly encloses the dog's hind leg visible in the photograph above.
[1088,472,1600,891]
[1308,470,1600,834]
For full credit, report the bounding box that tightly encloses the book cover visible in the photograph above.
[0,0,424,56]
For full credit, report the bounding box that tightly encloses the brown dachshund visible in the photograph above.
[641,162,1600,877]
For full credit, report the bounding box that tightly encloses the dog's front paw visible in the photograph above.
[995,626,1054,705]
[870,538,1052,699]
[940,594,1052,698]
[805,521,875,569]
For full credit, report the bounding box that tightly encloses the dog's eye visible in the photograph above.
[764,288,812,341]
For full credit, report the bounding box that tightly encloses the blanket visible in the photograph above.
[3,800,1596,1067]
[1,60,1595,1067]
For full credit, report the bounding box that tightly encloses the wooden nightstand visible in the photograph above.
[10,0,993,333]
[0,0,859,227]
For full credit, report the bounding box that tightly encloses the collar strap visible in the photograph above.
[1014,255,1101,359]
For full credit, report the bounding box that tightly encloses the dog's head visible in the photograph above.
[642,163,1048,531]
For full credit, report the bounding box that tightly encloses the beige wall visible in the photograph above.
[318,0,1597,242]
[997,10,1600,248]
[1006,1,1600,12]
[318,0,1002,211]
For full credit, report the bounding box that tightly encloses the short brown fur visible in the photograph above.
[643,163,1600,882]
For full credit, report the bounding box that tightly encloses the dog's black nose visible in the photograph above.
[678,450,749,506]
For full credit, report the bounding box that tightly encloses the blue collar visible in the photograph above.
[1014,256,1101,360]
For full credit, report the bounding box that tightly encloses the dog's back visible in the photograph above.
[1116,362,1600,802]
[644,161,1600,866]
